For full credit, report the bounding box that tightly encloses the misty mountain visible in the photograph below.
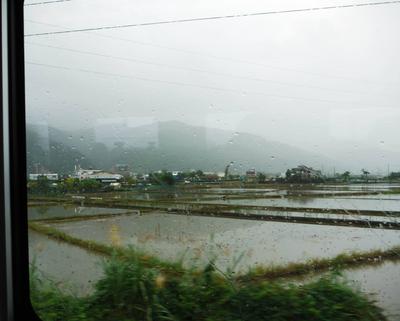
[27,121,340,175]
[27,125,92,174]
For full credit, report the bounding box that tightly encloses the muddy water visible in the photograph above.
[342,194,400,200]
[290,261,400,321]
[317,184,400,191]
[29,215,400,319]
[50,212,400,271]
[344,262,400,320]
[203,197,400,212]
[104,189,283,201]
[241,210,400,224]
[29,231,104,296]
[28,209,400,318]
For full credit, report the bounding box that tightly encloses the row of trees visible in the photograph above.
[389,172,400,180]
[28,170,206,195]
[28,177,103,195]
[148,171,175,186]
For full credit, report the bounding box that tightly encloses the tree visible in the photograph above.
[361,169,370,180]
[29,176,51,195]
[78,179,102,192]
[195,170,204,177]
[38,176,51,194]
[149,171,175,186]
[389,172,400,180]
[124,176,137,186]
[159,172,175,185]
[257,172,266,183]
[285,169,293,179]
[62,177,80,193]
[341,171,351,182]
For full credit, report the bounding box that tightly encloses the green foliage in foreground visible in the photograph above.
[31,255,386,321]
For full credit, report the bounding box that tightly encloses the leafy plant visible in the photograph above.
[30,255,386,321]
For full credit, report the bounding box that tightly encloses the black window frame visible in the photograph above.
[1,0,39,320]
[2,2,399,321]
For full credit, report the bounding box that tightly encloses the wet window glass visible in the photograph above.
[25,1,400,320]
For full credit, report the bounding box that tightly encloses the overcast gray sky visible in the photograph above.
[23,0,400,172]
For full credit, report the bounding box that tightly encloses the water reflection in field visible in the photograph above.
[50,212,400,271]
[203,197,400,212]
[27,183,400,317]
[29,231,103,296]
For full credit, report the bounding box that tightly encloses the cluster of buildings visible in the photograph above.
[28,163,328,186]
[285,165,323,182]
[28,173,59,181]
[72,166,123,183]
[28,165,126,184]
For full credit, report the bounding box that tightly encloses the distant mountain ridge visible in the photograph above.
[27,121,339,175]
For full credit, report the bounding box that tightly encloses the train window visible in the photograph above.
[20,0,400,320]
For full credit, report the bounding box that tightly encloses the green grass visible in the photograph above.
[241,247,400,282]
[30,254,386,321]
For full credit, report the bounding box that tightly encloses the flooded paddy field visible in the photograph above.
[109,191,220,201]
[29,231,104,296]
[47,212,400,271]
[343,261,400,320]
[86,189,285,202]
[314,184,400,192]
[28,220,400,319]
[286,261,400,321]
[341,194,400,200]
[84,184,386,203]
[240,210,400,224]
[28,183,400,318]
[201,197,400,212]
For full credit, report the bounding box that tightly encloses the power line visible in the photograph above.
[25,41,397,98]
[25,60,395,108]
[24,0,72,6]
[24,19,400,88]
[24,1,400,36]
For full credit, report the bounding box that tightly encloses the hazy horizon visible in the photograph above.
[24,0,400,173]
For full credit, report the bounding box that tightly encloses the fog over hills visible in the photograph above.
[27,120,400,175]
[24,1,400,176]
[27,121,344,175]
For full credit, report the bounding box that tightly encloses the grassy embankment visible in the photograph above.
[31,252,387,321]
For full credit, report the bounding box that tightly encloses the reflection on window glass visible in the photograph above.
[25,1,400,320]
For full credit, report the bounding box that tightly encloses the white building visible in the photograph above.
[73,166,123,182]
[29,173,59,181]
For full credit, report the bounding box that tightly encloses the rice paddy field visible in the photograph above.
[28,183,400,320]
